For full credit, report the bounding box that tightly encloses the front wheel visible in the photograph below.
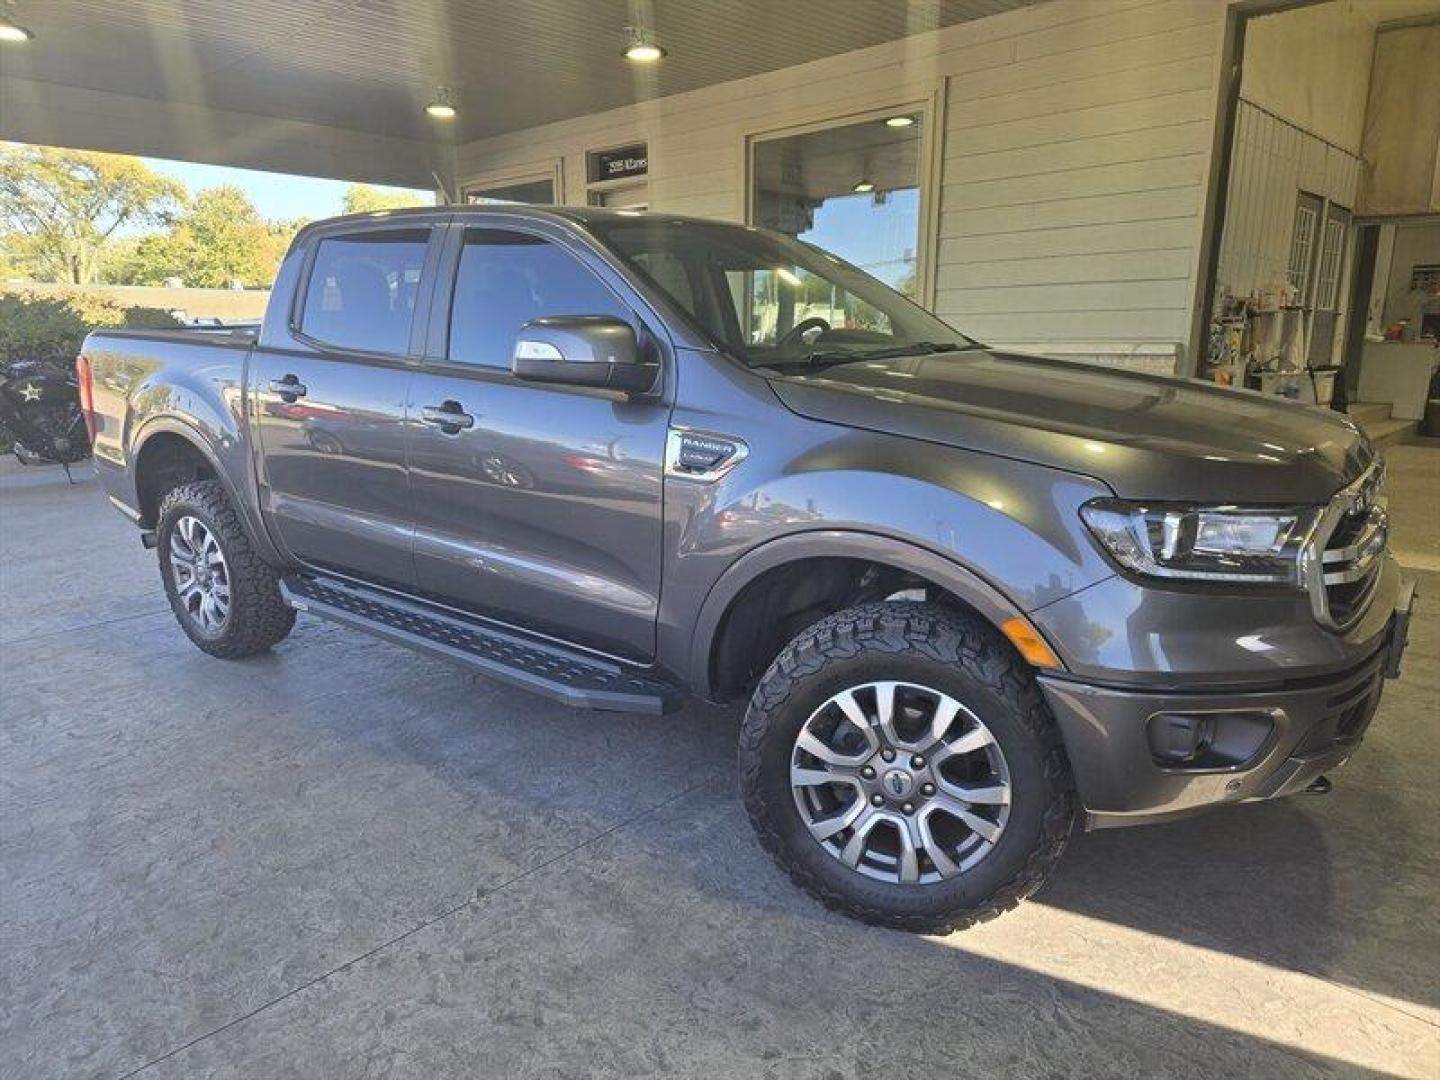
[156,480,296,659]
[739,602,1075,933]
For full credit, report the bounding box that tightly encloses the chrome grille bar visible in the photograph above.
[1302,460,1388,631]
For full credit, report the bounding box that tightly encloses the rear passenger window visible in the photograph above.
[449,229,631,369]
[300,230,430,355]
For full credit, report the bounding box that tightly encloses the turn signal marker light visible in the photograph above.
[1000,617,1061,669]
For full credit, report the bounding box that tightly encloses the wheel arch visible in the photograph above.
[130,418,286,567]
[689,530,1061,702]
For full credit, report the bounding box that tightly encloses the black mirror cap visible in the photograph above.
[511,316,659,395]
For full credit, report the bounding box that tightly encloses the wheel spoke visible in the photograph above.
[895,817,920,883]
[169,533,192,560]
[874,681,901,746]
[917,810,961,879]
[840,811,882,868]
[932,794,1003,843]
[928,697,962,745]
[796,728,865,768]
[807,798,866,842]
[931,725,995,765]
[948,782,1009,806]
[832,689,880,754]
[791,766,859,791]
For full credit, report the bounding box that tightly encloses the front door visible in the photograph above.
[252,224,437,590]
[406,224,669,660]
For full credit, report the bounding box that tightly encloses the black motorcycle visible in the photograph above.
[0,359,91,481]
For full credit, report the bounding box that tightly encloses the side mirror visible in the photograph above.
[511,316,659,395]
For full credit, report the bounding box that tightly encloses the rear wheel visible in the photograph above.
[156,480,295,658]
[739,601,1075,933]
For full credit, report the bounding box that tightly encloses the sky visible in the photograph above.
[141,157,433,221]
[802,188,919,290]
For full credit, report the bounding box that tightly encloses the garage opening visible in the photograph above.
[1202,0,1439,446]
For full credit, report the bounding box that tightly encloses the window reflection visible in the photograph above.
[752,114,923,298]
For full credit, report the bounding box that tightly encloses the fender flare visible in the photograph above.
[685,529,1050,698]
[129,416,287,567]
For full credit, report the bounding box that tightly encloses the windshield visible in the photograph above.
[584,218,975,368]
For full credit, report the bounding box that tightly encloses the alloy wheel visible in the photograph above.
[168,514,232,634]
[790,680,1011,884]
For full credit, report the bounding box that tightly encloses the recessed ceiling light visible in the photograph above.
[623,26,665,61]
[624,41,665,62]
[884,115,915,128]
[852,180,875,193]
[0,22,34,43]
[425,87,456,119]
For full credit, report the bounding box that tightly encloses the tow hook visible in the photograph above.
[1302,775,1333,795]
[140,529,158,550]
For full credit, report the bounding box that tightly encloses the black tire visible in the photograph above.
[156,480,296,659]
[739,601,1075,933]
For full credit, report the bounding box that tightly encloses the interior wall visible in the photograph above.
[1239,1,1379,155]
[1215,99,1361,300]
[455,0,1229,372]
[1359,21,1440,215]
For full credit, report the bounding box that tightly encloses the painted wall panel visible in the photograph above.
[455,0,1229,367]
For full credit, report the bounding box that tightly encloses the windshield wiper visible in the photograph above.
[799,341,974,366]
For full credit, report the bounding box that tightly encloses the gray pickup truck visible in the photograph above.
[80,206,1413,932]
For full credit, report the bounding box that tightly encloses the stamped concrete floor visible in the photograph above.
[2,448,1437,1079]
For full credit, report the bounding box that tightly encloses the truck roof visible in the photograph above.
[302,203,746,235]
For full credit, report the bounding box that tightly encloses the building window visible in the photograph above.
[751,110,924,299]
[1287,192,1323,299]
[464,176,555,205]
[1315,206,1349,311]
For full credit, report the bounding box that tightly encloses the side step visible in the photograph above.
[280,575,683,715]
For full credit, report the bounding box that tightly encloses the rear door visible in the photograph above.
[405,219,670,661]
[251,221,441,589]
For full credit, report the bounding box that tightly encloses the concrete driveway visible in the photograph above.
[2,450,1437,1079]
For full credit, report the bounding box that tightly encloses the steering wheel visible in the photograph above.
[779,316,831,349]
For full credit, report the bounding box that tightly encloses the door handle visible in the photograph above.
[268,375,308,402]
[421,402,475,432]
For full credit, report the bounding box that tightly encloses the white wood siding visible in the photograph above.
[455,0,1228,370]
[1214,98,1362,300]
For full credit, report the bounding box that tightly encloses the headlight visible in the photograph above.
[1080,499,1318,585]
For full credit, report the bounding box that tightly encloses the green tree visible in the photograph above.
[163,185,287,288]
[0,146,186,284]
[342,183,426,215]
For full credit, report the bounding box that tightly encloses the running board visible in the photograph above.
[280,575,682,715]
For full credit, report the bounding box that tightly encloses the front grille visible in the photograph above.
[1307,462,1387,631]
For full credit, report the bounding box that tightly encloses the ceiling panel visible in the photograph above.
[1,0,1045,143]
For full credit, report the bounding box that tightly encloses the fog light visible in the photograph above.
[1149,713,1215,764]
[1146,710,1275,770]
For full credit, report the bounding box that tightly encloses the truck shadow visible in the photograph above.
[1033,743,1437,1013]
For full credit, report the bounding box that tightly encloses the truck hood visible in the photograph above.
[766,349,1373,504]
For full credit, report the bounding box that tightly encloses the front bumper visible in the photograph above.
[1038,579,1415,828]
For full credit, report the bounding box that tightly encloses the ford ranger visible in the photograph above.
[79,206,1414,932]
